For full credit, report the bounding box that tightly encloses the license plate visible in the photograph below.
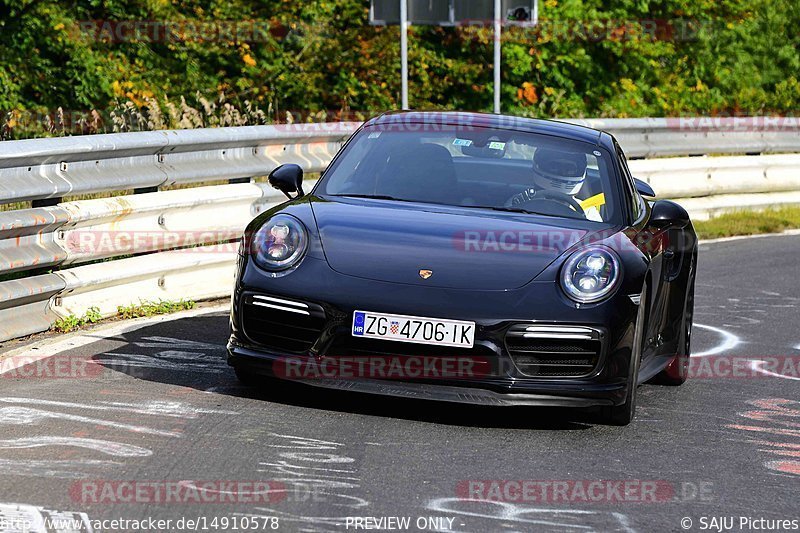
[352,310,475,348]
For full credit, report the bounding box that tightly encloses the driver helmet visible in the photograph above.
[532,147,587,196]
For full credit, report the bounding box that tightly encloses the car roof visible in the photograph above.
[365,111,609,148]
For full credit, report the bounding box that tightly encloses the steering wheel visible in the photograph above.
[505,188,585,217]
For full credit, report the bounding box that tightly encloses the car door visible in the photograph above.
[616,143,688,361]
[614,144,667,364]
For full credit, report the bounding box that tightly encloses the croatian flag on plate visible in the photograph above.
[390,321,399,335]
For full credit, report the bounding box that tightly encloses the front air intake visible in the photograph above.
[241,293,326,353]
[504,324,603,377]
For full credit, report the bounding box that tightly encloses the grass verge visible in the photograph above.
[117,299,196,319]
[52,307,103,333]
[694,206,800,240]
[50,299,195,333]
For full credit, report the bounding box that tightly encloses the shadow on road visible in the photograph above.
[92,312,598,431]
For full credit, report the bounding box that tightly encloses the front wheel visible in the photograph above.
[600,285,646,426]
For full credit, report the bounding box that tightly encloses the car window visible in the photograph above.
[319,125,622,225]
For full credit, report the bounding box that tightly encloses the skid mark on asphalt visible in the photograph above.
[424,498,636,532]
[94,336,227,375]
[129,336,222,350]
[0,396,237,479]
[0,437,151,457]
[0,333,237,480]
[694,289,799,329]
[96,352,225,373]
[0,458,124,479]
[0,406,182,437]
[241,433,369,531]
[0,397,235,418]
[727,399,800,477]
[0,502,91,532]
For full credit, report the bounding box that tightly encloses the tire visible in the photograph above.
[601,285,646,426]
[653,276,695,386]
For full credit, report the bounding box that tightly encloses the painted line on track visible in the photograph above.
[748,360,800,381]
[693,323,743,357]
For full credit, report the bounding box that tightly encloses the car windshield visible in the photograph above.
[318,125,621,224]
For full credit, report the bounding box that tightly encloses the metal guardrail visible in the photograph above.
[0,274,65,342]
[1,118,799,343]
[567,117,800,158]
[0,124,358,204]
[2,118,799,206]
[629,154,800,198]
[628,154,800,219]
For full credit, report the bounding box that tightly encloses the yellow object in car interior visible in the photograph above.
[579,193,606,210]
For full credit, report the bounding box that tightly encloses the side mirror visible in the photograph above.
[650,200,690,229]
[268,164,305,199]
[634,178,656,198]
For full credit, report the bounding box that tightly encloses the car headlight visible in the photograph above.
[560,246,621,303]
[250,214,308,271]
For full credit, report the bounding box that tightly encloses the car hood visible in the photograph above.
[311,198,604,290]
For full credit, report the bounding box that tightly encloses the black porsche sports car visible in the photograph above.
[227,111,697,425]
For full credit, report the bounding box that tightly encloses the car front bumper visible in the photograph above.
[228,255,640,408]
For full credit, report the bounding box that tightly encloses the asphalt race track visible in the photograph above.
[0,235,798,533]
